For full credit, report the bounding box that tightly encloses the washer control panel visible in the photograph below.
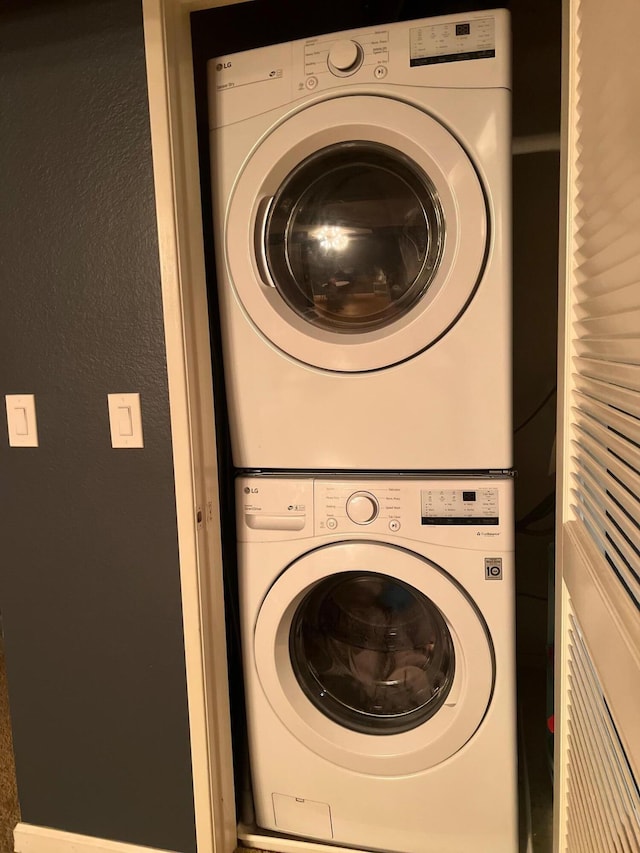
[237,476,512,547]
[346,491,379,524]
[316,481,401,533]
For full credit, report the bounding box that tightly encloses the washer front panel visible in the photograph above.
[253,541,494,776]
[225,95,487,372]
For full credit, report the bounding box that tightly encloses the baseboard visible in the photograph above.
[13,824,178,853]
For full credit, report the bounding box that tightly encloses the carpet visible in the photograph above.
[0,636,20,853]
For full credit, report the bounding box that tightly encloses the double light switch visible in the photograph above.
[5,393,144,448]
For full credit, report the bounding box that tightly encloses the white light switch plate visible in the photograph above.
[107,393,144,448]
[6,394,39,447]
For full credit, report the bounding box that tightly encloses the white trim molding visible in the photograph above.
[13,825,177,853]
[141,2,247,852]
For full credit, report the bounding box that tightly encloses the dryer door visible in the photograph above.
[254,541,494,776]
[226,95,487,372]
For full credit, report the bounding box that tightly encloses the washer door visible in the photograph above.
[254,542,494,776]
[226,95,487,372]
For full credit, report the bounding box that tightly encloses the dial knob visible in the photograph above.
[346,491,379,525]
[328,39,363,75]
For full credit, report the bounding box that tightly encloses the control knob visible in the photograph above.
[328,39,363,76]
[346,491,379,524]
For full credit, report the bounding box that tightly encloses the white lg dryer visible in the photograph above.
[236,474,518,853]
[209,11,512,471]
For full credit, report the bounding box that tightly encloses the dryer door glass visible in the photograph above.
[263,142,444,334]
[290,571,455,734]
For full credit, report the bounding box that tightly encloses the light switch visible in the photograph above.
[15,408,28,435]
[6,395,39,447]
[118,406,134,436]
[108,393,144,448]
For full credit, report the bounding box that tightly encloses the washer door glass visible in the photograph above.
[264,142,444,333]
[290,571,455,734]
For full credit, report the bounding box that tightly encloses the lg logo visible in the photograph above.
[216,61,232,71]
[484,558,503,580]
[244,486,258,494]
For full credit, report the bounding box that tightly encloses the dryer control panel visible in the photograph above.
[209,10,510,130]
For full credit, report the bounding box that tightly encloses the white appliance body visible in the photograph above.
[238,474,518,853]
[209,11,512,471]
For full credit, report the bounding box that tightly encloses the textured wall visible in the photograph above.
[0,1,196,850]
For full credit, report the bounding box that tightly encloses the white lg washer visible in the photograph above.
[208,10,512,471]
[237,474,518,853]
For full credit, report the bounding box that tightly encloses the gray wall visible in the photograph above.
[0,1,196,850]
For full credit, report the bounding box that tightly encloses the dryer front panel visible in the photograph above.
[226,95,488,372]
[253,541,494,776]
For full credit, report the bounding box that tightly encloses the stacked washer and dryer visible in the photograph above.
[208,9,517,853]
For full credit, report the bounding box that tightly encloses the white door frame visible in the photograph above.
[141,2,251,852]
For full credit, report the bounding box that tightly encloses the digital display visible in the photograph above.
[410,18,495,67]
[421,487,499,525]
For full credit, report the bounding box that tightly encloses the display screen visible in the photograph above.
[421,488,499,526]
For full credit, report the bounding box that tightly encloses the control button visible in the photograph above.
[305,75,318,90]
[326,517,338,530]
[328,39,363,76]
[374,64,388,79]
[389,519,401,532]
[346,492,379,525]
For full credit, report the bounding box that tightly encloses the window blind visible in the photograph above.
[565,607,640,852]
[568,0,640,612]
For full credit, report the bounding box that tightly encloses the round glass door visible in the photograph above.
[253,541,494,776]
[264,142,444,334]
[226,95,488,372]
[290,572,454,734]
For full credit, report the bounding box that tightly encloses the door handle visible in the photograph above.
[444,665,462,707]
[254,195,276,288]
